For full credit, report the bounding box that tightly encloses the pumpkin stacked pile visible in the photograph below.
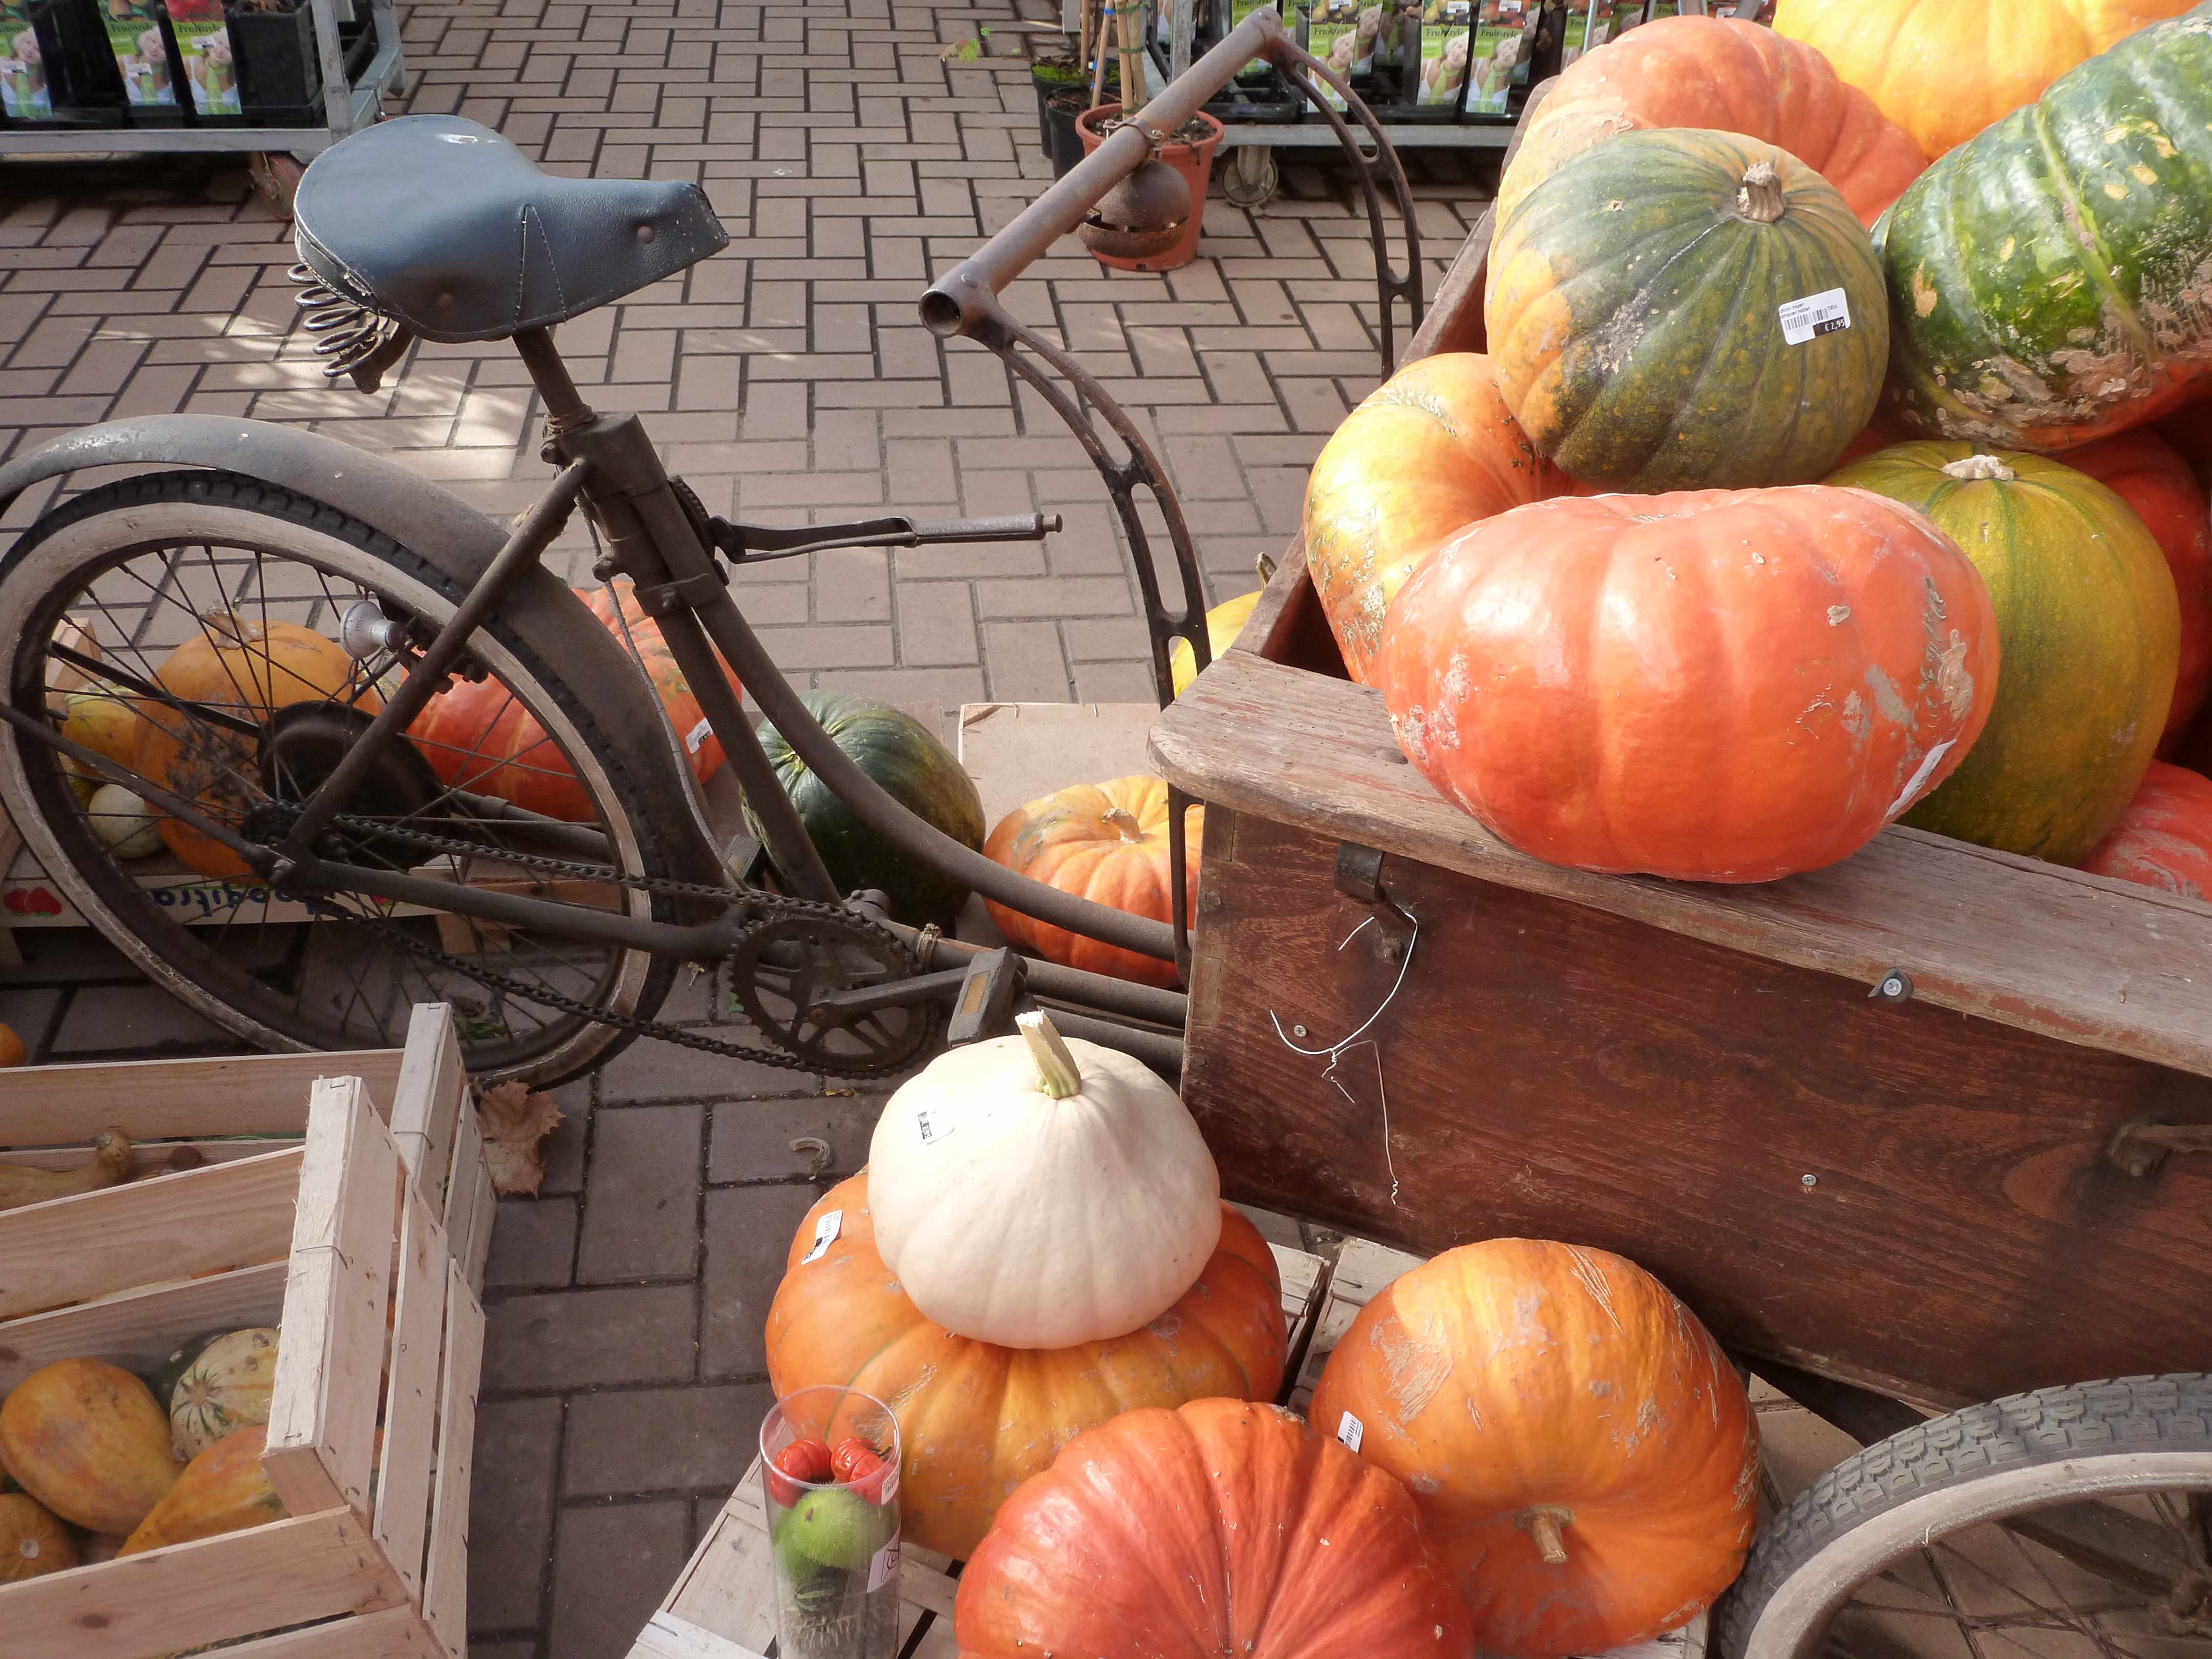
[1291,5,2212,893]
[0,1329,285,1579]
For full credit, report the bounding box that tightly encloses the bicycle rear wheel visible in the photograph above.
[0,469,717,1087]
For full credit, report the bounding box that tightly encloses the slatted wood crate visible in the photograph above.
[627,1240,1333,1659]
[0,1002,494,1659]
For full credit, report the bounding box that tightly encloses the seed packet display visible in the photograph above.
[1232,0,1278,78]
[1414,0,1470,107]
[163,0,233,114]
[0,0,50,117]
[100,0,175,104]
[1558,0,1598,65]
[1466,0,1519,114]
[1304,0,1358,108]
[1607,0,1645,34]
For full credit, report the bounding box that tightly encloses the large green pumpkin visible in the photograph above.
[1486,127,1888,492]
[745,692,986,925]
[1877,6,2212,452]
[1825,442,2179,863]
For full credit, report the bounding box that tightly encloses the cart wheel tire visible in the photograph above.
[248,152,308,221]
[1712,1373,2212,1659]
[1221,146,1278,209]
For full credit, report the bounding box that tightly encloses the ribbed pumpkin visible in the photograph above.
[0,1492,77,1582]
[1488,130,1888,493]
[1377,487,1998,882]
[745,692,986,926]
[120,1425,286,1556]
[1304,353,1576,686]
[132,615,376,879]
[764,1174,1286,1559]
[407,581,739,822]
[2066,429,2212,750]
[1775,0,2197,161]
[955,1400,1474,1659]
[0,1358,182,1534]
[1827,444,2179,863]
[983,777,1199,988]
[1496,15,1926,229]
[168,1328,279,1462]
[2081,760,2212,897]
[1309,1241,1759,1659]
[1877,12,2212,452]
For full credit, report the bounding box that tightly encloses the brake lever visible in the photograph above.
[707,512,1062,564]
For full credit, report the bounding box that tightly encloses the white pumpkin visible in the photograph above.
[87,784,162,859]
[865,1011,1222,1349]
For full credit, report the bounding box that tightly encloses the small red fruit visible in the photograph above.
[767,1437,835,1507]
[833,1438,890,1503]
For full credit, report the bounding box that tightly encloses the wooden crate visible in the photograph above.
[627,1239,1332,1659]
[0,1003,495,1659]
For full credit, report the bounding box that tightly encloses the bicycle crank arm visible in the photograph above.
[712,512,1061,565]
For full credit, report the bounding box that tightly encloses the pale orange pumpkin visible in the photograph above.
[0,1493,76,1582]
[1309,1241,1759,1659]
[982,776,1200,988]
[1303,352,1577,685]
[764,1174,1287,1560]
[132,614,375,879]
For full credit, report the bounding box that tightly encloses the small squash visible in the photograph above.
[0,1025,23,1069]
[120,1425,286,1556]
[168,1328,280,1462]
[0,1129,131,1213]
[1310,1240,1759,1659]
[0,1492,78,1582]
[982,777,1199,987]
[2082,761,2212,899]
[0,1357,182,1534]
[1169,590,1263,696]
[867,1011,1221,1349]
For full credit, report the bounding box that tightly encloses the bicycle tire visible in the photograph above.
[1712,1373,2212,1659]
[0,469,716,1086]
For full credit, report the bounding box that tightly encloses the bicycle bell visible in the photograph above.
[1079,125,1192,266]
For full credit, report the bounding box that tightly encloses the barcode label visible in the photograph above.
[685,717,713,754]
[916,1109,952,1145]
[1778,288,1851,345]
[1335,1411,1364,1454]
[801,1209,842,1264]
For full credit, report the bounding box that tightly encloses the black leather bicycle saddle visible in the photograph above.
[292,115,728,344]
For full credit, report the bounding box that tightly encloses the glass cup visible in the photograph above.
[759,1386,903,1659]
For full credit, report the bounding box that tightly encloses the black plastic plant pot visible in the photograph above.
[226,0,317,118]
[1030,51,1084,150]
[1044,83,1092,178]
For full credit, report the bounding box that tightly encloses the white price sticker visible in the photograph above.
[916,1109,952,1145]
[684,717,713,755]
[866,1539,901,1593]
[801,1208,842,1264]
[1778,287,1852,346]
[1335,1411,1364,1454]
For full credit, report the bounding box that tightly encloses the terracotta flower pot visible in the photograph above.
[1074,104,1224,272]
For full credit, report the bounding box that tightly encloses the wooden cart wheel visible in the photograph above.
[1713,1375,2212,1659]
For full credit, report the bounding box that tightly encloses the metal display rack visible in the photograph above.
[0,0,402,160]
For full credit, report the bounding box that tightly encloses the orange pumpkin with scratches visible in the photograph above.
[2082,761,2212,898]
[764,1174,1286,1560]
[982,776,1200,988]
[1309,1240,1759,1659]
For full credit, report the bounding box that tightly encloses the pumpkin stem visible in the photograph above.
[1017,1010,1084,1099]
[1100,807,1146,843]
[1735,161,1786,225]
[1942,454,2018,483]
[1517,1505,1574,1566]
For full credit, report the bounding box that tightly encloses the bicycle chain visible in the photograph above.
[306,813,923,1078]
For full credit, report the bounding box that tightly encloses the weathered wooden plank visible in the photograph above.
[0,1144,304,1319]
[1183,809,2212,1408]
[0,1050,403,1141]
[0,1259,286,1394]
[389,1004,463,1207]
[459,1145,496,1295]
[263,1078,399,1522]
[0,1136,299,1176]
[663,1495,780,1655]
[0,1508,406,1659]
[1153,636,2212,1080]
[630,1611,766,1659]
[443,1102,484,1243]
[373,1186,450,1603]
[421,1261,484,1659]
[186,1607,448,1659]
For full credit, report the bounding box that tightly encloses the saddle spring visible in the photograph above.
[288,262,401,382]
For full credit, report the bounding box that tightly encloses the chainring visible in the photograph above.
[725,910,936,1073]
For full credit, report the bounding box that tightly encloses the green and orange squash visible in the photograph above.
[1827,443,2180,862]
[168,1328,279,1462]
[1488,129,1888,493]
[1876,10,2212,451]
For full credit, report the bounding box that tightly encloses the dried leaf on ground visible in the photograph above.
[475,1081,564,1196]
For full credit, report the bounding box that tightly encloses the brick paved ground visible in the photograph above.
[0,0,1495,1652]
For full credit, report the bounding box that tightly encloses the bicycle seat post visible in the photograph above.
[514,327,594,435]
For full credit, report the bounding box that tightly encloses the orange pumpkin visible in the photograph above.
[0,1358,182,1535]
[1498,15,1927,228]
[120,1425,286,1556]
[0,1024,23,1069]
[1309,1241,1759,1659]
[2066,430,2212,752]
[2081,761,2212,898]
[982,776,1200,989]
[955,1399,1473,1659]
[0,1492,77,1582]
[764,1174,1287,1559]
[406,581,740,821]
[132,615,376,878]
[1377,487,2000,882]
[1303,352,1577,686]
[2154,405,2212,496]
